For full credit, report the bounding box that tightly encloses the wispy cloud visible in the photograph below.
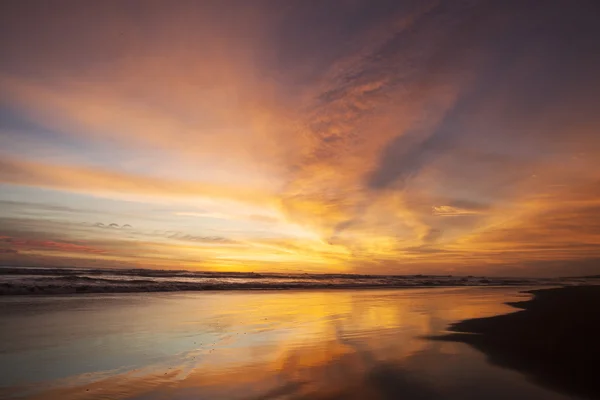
[0,235,106,254]
[432,206,484,217]
[0,157,274,206]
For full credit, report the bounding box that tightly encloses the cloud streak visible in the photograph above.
[0,157,274,206]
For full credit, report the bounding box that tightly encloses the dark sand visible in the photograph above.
[439,286,600,399]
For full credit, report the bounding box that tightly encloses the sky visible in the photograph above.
[1,0,600,276]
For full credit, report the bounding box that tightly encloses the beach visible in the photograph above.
[0,286,587,400]
[440,286,600,400]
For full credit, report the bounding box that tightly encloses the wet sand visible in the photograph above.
[440,286,600,399]
[0,287,575,400]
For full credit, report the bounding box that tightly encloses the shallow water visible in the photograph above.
[0,287,578,399]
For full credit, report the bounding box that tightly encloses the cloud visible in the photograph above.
[432,206,484,217]
[0,200,83,214]
[0,235,106,254]
[1,1,600,275]
[91,222,133,230]
[0,157,274,206]
[422,228,442,243]
[174,211,238,220]
[174,211,281,225]
[367,129,446,190]
[0,0,302,190]
[144,230,238,245]
[0,248,18,254]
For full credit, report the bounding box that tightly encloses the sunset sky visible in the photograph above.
[1,0,600,276]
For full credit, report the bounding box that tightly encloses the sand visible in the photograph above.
[439,286,600,399]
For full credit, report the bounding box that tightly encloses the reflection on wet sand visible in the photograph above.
[0,288,575,399]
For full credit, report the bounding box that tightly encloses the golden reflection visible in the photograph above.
[12,288,526,400]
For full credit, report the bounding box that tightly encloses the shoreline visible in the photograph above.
[438,286,600,399]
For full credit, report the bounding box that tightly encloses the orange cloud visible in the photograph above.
[0,235,106,254]
[0,157,274,206]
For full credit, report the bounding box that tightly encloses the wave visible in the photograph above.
[0,266,597,295]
